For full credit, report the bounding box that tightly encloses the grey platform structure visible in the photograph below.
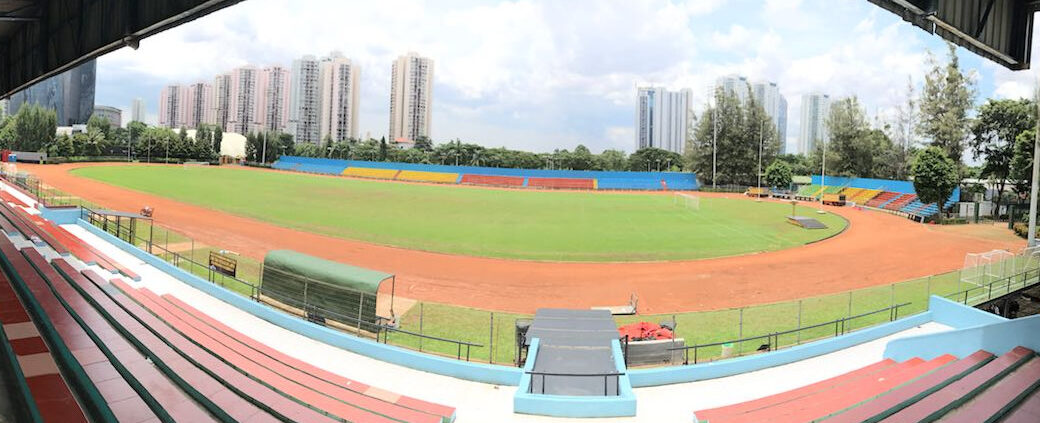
[523,309,623,396]
[787,215,828,229]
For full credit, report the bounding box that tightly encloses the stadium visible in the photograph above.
[1,1,1040,423]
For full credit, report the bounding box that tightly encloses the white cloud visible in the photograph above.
[93,0,1015,154]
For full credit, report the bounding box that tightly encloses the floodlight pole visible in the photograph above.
[821,136,827,203]
[712,100,718,189]
[1028,80,1040,247]
[758,119,763,192]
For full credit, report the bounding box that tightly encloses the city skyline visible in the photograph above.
[93,0,1037,154]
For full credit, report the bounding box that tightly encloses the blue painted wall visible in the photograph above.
[885,299,1037,362]
[77,220,523,386]
[39,206,82,225]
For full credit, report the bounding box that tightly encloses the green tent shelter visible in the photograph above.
[260,250,396,331]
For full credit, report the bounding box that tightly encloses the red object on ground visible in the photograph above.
[617,322,673,341]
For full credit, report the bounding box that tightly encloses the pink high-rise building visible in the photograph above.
[257,65,291,133]
[183,82,213,129]
[226,66,259,134]
[319,52,360,142]
[158,84,184,128]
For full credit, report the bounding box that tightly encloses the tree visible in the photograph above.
[910,147,959,222]
[764,160,793,189]
[1011,129,1036,199]
[11,104,57,152]
[886,76,919,180]
[825,96,874,177]
[687,86,778,185]
[414,136,433,152]
[212,127,223,155]
[597,149,628,171]
[775,154,811,176]
[87,114,112,140]
[971,98,1035,212]
[566,144,595,170]
[629,147,682,172]
[918,43,976,163]
[379,137,388,161]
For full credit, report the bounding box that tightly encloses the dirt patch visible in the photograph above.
[25,162,1025,314]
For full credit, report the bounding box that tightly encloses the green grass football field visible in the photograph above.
[71,165,847,262]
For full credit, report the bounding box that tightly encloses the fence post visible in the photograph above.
[489,312,495,364]
[797,300,803,344]
[927,275,932,297]
[890,283,895,308]
[847,291,853,318]
[418,303,424,352]
[357,295,364,334]
[738,307,744,355]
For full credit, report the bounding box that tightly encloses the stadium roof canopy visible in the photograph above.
[868,0,1040,70]
[0,0,243,98]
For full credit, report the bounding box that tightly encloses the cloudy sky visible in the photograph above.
[94,0,1038,154]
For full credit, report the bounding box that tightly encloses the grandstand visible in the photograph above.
[808,176,960,221]
[272,156,699,191]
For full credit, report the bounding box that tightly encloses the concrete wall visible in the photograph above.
[884,296,1028,362]
[513,338,636,417]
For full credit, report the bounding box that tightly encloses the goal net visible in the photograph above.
[1021,245,1040,273]
[961,249,1016,288]
[673,193,700,211]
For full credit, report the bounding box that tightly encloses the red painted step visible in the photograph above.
[695,359,898,422]
[160,293,457,420]
[824,350,993,422]
[719,357,951,423]
[54,261,307,423]
[942,356,1040,423]
[880,347,1034,422]
[112,281,437,423]
[1003,388,1040,423]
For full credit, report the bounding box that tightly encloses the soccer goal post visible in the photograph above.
[673,193,700,210]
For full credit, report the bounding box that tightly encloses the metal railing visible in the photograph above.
[670,302,911,365]
[943,267,1040,306]
[526,371,624,396]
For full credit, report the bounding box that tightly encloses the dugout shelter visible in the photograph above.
[260,250,396,332]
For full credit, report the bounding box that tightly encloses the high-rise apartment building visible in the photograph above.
[635,87,692,155]
[226,66,259,134]
[389,52,434,142]
[319,52,361,142]
[183,82,213,129]
[715,75,751,104]
[289,55,322,144]
[210,73,232,129]
[257,65,291,132]
[131,98,145,123]
[8,59,96,126]
[799,92,831,155]
[752,81,789,154]
[158,84,184,128]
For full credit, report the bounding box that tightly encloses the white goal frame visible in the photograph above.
[673,193,700,211]
[961,249,1016,288]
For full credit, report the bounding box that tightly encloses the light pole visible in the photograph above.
[1029,79,1040,246]
[821,136,827,203]
[656,159,661,172]
[758,119,764,193]
[712,99,718,189]
[261,132,268,164]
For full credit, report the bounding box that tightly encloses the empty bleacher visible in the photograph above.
[459,174,525,187]
[0,186,458,422]
[396,170,460,184]
[693,346,1040,423]
[527,177,596,190]
[865,191,899,208]
[342,167,401,180]
[884,193,917,211]
[274,156,699,191]
[848,188,881,204]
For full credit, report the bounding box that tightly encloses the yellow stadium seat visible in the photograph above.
[342,167,400,179]
[396,170,460,184]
